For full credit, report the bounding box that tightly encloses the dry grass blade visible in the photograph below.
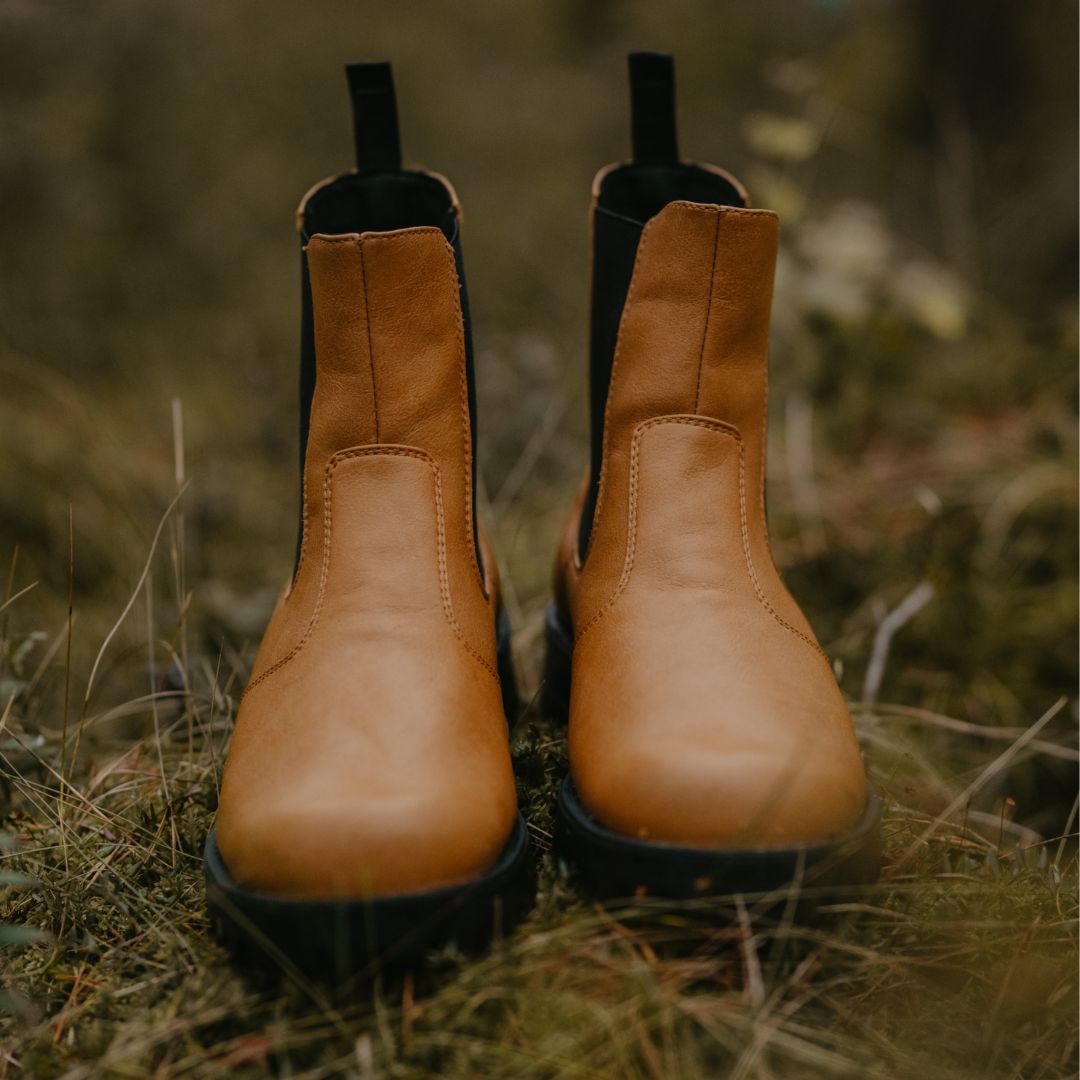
[82,483,189,709]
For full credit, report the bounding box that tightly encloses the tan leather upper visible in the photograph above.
[554,197,869,849]
[216,223,517,900]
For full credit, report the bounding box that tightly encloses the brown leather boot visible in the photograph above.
[205,63,532,975]
[545,53,880,900]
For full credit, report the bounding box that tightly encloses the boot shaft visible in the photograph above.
[580,53,778,558]
[594,200,779,536]
[293,62,479,575]
[281,63,492,671]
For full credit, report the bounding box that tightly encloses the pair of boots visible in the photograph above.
[204,54,879,976]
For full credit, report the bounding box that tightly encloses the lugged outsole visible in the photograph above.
[556,778,881,901]
[205,813,535,980]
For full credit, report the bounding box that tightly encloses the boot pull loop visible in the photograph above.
[628,51,679,166]
[345,60,402,173]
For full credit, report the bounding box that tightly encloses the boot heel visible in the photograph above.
[540,603,573,722]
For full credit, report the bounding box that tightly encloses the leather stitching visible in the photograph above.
[245,446,496,698]
[666,201,777,221]
[759,288,769,525]
[576,415,827,663]
[425,450,499,677]
[292,233,366,590]
[693,211,721,415]
[363,229,489,600]
[727,424,827,662]
[575,418,655,640]
[357,239,380,443]
[585,202,777,567]
[440,239,490,600]
[317,228,488,599]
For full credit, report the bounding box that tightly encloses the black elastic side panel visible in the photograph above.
[578,207,644,558]
[598,163,745,223]
[629,52,678,165]
[303,172,455,239]
[345,60,402,173]
[448,218,481,564]
[295,248,315,575]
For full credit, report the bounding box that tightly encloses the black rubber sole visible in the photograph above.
[542,602,882,901]
[557,779,881,901]
[205,813,534,980]
[206,610,533,979]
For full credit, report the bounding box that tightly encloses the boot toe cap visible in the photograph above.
[574,737,869,851]
[216,787,517,901]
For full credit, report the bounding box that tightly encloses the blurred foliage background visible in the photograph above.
[0,2,1077,1074]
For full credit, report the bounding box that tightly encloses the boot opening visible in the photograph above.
[596,162,744,226]
[300,169,458,242]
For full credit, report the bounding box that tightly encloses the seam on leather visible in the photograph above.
[670,202,776,531]
[290,484,310,594]
[363,230,489,601]
[585,203,776,569]
[574,418,657,640]
[245,446,496,697]
[576,415,827,662]
[727,424,827,662]
[357,239,380,443]
[665,201,778,222]
[424,450,498,676]
[312,228,490,604]
[308,233,362,245]
[759,297,769,527]
[693,211,721,415]
[440,239,490,601]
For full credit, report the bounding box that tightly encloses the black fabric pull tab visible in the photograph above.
[628,51,679,165]
[345,60,402,172]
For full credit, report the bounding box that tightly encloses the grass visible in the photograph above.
[1,1,1077,1076]
[0,577,1076,1077]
